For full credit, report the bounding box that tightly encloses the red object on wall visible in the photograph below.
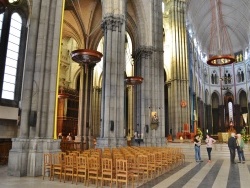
[183,123,189,132]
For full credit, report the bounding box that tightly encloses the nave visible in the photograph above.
[0,158,249,188]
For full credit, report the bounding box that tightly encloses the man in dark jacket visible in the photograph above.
[228,132,237,164]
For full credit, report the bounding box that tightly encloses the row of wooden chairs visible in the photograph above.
[43,146,185,187]
[43,154,136,187]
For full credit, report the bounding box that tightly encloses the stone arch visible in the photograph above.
[126,13,137,52]
[211,91,220,107]
[238,89,247,113]
[72,68,82,90]
[63,21,83,48]
[128,0,149,47]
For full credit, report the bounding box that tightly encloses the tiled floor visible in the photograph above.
[0,159,250,188]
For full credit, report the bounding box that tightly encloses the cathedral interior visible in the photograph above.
[0,0,250,180]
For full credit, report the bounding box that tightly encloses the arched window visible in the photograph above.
[2,13,22,100]
[228,101,233,122]
[0,13,3,40]
[0,10,27,107]
[211,70,218,84]
[224,70,231,84]
[237,68,244,83]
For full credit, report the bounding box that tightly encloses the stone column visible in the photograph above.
[75,69,84,147]
[127,86,133,138]
[82,66,90,150]
[87,66,95,149]
[134,47,153,146]
[75,65,95,150]
[166,0,189,137]
[92,86,101,137]
[134,46,165,147]
[97,12,126,147]
[134,0,165,147]
[8,0,63,177]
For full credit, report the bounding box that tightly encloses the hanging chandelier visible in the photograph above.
[207,0,236,66]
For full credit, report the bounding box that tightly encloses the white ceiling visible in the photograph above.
[186,0,250,55]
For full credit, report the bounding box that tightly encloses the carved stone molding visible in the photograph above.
[93,86,102,93]
[101,14,125,32]
[133,46,154,60]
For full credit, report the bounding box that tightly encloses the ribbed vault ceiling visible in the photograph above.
[186,0,250,55]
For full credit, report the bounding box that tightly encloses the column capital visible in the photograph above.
[133,46,154,60]
[93,86,102,93]
[101,14,125,31]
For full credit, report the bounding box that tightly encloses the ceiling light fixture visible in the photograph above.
[207,0,236,66]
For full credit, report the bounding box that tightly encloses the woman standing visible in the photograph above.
[194,134,202,162]
[236,134,245,163]
[205,134,216,162]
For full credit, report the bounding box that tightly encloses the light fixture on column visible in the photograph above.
[125,76,143,85]
[207,0,235,66]
[71,49,103,67]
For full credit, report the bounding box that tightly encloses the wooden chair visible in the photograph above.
[137,154,149,183]
[161,150,171,172]
[174,148,185,164]
[116,159,128,188]
[101,158,113,187]
[75,156,88,185]
[43,153,53,180]
[147,153,156,179]
[126,154,139,186]
[155,151,163,176]
[63,155,75,183]
[112,154,124,174]
[87,156,100,187]
[58,152,66,165]
[52,153,64,182]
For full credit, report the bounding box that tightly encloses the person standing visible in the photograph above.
[66,133,72,141]
[58,132,62,139]
[194,134,202,162]
[236,134,246,163]
[228,132,237,164]
[205,134,216,163]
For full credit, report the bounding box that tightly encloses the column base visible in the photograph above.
[96,137,127,148]
[8,138,61,177]
[141,136,166,147]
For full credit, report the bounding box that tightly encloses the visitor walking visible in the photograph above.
[236,133,245,163]
[205,134,216,163]
[228,132,237,164]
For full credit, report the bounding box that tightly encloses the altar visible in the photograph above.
[218,132,229,142]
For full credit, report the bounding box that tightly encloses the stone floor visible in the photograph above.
[0,158,250,188]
